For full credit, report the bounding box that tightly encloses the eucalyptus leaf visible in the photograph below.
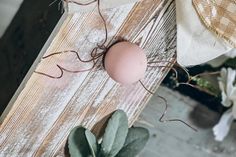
[85,129,98,157]
[116,127,149,157]
[68,126,92,157]
[101,110,129,157]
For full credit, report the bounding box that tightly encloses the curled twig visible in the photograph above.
[139,80,197,132]
[35,0,107,78]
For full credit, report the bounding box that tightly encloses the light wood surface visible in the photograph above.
[0,0,176,156]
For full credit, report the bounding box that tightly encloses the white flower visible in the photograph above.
[218,68,236,118]
[213,109,234,141]
[213,68,236,141]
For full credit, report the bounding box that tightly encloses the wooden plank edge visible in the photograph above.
[0,13,68,123]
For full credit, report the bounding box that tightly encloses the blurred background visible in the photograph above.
[0,0,235,156]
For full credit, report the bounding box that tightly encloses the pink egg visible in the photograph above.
[104,41,147,84]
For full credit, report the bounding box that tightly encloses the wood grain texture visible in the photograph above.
[0,0,176,156]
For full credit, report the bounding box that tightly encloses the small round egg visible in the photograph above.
[104,41,147,85]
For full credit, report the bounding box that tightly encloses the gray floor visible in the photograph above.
[135,86,236,157]
[0,0,23,37]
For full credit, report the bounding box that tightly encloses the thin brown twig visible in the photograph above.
[66,0,97,6]
[189,71,221,82]
[148,60,220,95]
[34,60,97,79]
[42,50,102,62]
[139,80,154,94]
[176,71,220,95]
[147,60,178,80]
[156,94,198,132]
[139,80,197,132]
[174,63,191,81]
[35,0,108,79]
[148,60,174,65]
[177,82,216,96]
[49,0,60,6]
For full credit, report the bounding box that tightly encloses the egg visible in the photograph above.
[104,41,147,84]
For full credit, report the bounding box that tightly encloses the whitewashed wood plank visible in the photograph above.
[0,0,176,156]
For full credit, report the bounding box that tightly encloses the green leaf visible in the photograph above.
[85,129,98,157]
[68,126,92,157]
[116,127,149,157]
[101,110,129,157]
[192,77,220,96]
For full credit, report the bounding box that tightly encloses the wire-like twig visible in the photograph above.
[189,71,221,82]
[67,0,97,6]
[148,60,220,95]
[35,0,108,79]
[139,80,198,132]
[156,94,198,132]
[147,60,179,81]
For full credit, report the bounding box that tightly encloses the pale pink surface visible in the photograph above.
[104,41,147,84]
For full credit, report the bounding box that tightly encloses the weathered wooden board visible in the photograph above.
[0,0,176,156]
